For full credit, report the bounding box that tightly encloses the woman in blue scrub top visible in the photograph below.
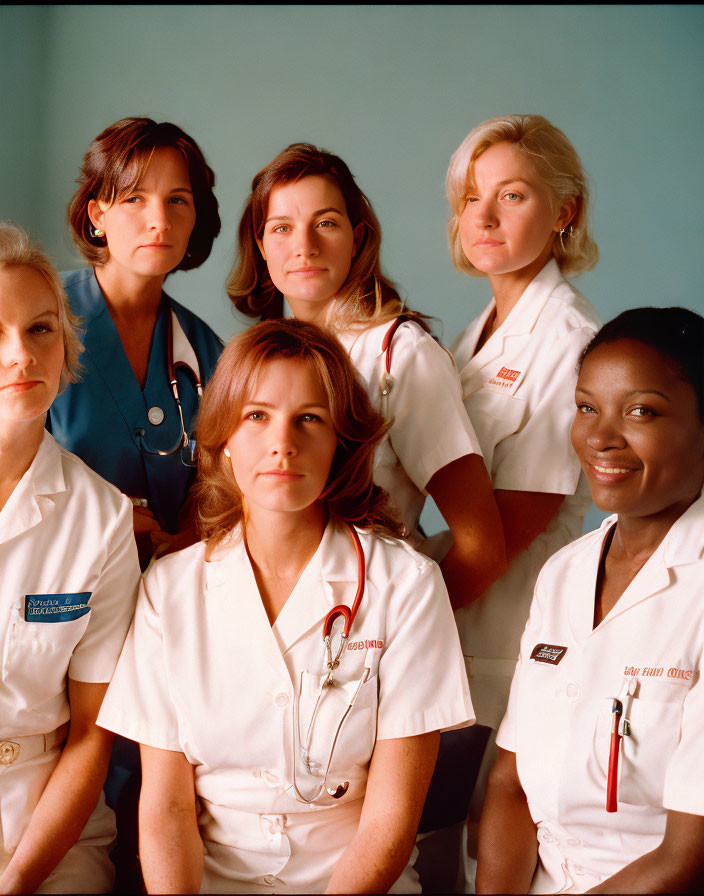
[47,117,223,569]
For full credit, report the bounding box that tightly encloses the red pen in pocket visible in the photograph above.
[606,698,623,812]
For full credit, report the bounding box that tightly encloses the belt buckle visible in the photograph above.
[0,741,20,764]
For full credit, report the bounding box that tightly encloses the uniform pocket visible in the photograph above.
[593,689,685,808]
[297,668,379,784]
[2,603,92,709]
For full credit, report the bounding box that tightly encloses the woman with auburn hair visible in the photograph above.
[441,115,602,872]
[48,116,223,570]
[98,318,474,894]
[227,143,506,611]
[479,308,704,893]
[0,221,139,894]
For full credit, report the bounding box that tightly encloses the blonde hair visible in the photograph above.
[446,114,598,278]
[0,221,83,390]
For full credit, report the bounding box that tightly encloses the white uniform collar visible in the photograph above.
[596,488,704,570]
[580,490,704,633]
[0,430,66,544]
[205,520,363,651]
[499,258,563,335]
[663,489,704,566]
[455,259,565,372]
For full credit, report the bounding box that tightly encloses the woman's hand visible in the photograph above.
[476,747,538,894]
[325,731,440,894]
[133,505,163,569]
[0,680,114,895]
[133,503,199,569]
[428,454,507,609]
[139,744,203,894]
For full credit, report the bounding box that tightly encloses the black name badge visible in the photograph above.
[530,643,567,665]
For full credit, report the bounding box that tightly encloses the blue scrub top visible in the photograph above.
[47,268,223,533]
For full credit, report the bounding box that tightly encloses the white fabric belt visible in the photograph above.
[0,723,70,766]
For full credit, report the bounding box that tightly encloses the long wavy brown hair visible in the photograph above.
[226,142,431,334]
[194,318,403,547]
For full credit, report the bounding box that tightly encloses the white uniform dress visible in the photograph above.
[335,318,482,549]
[0,431,140,893]
[98,521,474,894]
[452,259,601,728]
[497,493,704,893]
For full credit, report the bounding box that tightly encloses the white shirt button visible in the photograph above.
[263,874,276,885]
[148,406,165,425]
[566,681,581,701]
[275,693,289,708]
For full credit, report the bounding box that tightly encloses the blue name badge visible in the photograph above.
[24,592,92,623]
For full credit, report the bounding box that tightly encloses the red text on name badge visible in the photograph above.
[497,366,520,382]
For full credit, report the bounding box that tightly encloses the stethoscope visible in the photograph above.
[135,309,202,466]
[291,523,367,805]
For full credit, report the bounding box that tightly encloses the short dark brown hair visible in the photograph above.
[195,318,403,546]
[67,117,221,271]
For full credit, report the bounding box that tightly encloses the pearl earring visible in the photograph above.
[94,229,105,238]
[223,447,231,458]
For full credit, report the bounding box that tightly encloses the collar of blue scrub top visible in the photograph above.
[78,270,175,441]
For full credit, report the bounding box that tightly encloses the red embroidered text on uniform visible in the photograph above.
[496,366,520,382]
[347,639,384,650]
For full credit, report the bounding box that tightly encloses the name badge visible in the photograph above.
[484,365,526,396]
[25,592,92,623]
[530,643,567,665]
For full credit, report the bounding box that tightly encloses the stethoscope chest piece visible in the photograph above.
[327,782,349,799]
[147,406,165,426]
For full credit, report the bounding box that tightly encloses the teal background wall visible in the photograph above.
[2,4,703,533]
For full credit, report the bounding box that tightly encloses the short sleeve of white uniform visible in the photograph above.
[493,324,593,496]
[387,323,482,491]
[68,493,140,683]
[98,570,180,750]
[376,553,474,739]
[494,566,548,753]
[663,672,704,816]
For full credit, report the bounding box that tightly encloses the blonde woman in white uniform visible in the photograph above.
[479,307,704,893]
[445,114,602,871]
[0,222,140,893]
[226,143,506,609]
[98,318,474,894]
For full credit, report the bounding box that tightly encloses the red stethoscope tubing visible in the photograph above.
[322,525,365,640]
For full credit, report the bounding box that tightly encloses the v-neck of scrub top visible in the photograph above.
[457,259,562,377]
[207,524,337,678]
[569,518,676,642]
[80,281,174,445]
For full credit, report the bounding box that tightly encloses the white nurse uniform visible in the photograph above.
[452,259,601,728]
[0,432,140,892]
[98,521,474,893]
[498,493,704,892]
